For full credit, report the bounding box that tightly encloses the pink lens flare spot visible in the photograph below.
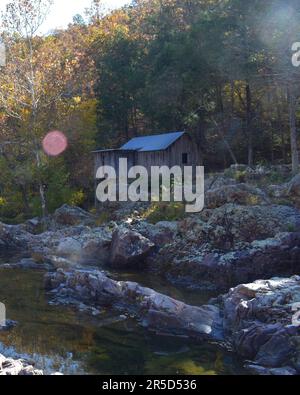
[42,131,68,157]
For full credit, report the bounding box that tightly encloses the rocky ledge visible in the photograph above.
[149,204,300,290]
[0,354,51,375]
[222,276,300,375]
[2,191,300,294]
[44,269,223,341]
[44,268,300,375]
[152,232,300,291]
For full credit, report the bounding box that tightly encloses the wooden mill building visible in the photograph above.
[93,131,200,177]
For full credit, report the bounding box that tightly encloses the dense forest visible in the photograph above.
[0,0,300,221]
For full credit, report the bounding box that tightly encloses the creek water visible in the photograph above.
[0,262,245,375]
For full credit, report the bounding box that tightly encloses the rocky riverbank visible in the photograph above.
[1,164,300,374]
[44,268,300,375]
[0,353,62,375]
[2,202,300,292]
[222,276,300,375]
[0,354,44,375]
[3,166,300,289]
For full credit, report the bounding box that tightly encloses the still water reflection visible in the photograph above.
[0,268,244,375]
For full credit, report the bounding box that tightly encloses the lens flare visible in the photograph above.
[42,131,68,157]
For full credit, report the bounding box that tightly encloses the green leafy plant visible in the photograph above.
[69,190,85,207]
[143,202,185,224]
[234,171,247,183]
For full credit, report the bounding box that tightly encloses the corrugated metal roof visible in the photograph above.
[120,131,185,152]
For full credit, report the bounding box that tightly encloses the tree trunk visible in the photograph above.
[288,84,299,174]
[21,185,30,218]
[277,101,286,163]
[246,82,253,167]
[35,144,48,229]
[216,84,238,165]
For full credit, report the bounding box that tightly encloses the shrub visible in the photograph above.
[0,197,6,207]
[234,170,247,183]
[69,190,85,207]
[143,202,185,224]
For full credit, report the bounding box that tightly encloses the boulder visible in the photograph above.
[0,353,64,375]
[147,204,300,290]
[53,205,95,226]
[31,225,112,266]
[44,269,223,341]
[55,237,82,260]
[0,354,43,375]
[184,204,300,247]
[208,204,300,240]
[44,268,68,290]
[80,231,112,263]
[46,256,77,270]
[110,228,155,268]
[0,222,33,252]
[165,204,300,251]
[205,183,270,209]
[134,220,178,247]
[222,276,300,374]
[151,232,300,291]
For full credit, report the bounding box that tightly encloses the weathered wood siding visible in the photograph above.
[136,134,199,172]
[94,134,200,178]
[94,150,136,178]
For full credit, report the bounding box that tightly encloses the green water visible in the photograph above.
[0,267,245,375]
